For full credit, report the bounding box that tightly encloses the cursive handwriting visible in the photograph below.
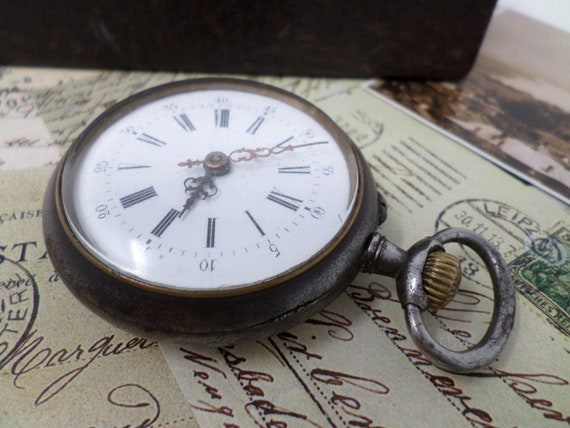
[304,309,354,342]
[179,347,236,421]
[469,369,570,424]
[245,400,324,428]
[311,368,389,395]
[310,368,389,428]
[275,308,388,428]
[277,331,322,361]
[220,346,274,398]
[107,383,160,428]
[181,346,227,379]
[348,281,496,427]
[5,329,155,405]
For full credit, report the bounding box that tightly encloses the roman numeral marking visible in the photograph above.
[117,163,152,170]
[278,165,311,174]
[137,133,167,147]
[215,109,230,128]
[151,208,179,237]
[206,217,216,248]
[266,190,303,211]
[174,113,196,132]
[275,136,294,147]
[274,138,328,149]
[246,116,265,135]
[120,186,158,208]
[245,210,265,236]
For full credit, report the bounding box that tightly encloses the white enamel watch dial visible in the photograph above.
[62,80,358,293]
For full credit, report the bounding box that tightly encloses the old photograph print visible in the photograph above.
[369,12,570,205]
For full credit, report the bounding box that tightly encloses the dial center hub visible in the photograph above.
[204,151,231,176]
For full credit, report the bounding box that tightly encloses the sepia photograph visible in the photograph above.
[370,11,570,205]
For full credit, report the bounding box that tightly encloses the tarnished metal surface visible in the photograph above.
[363,228,516,372]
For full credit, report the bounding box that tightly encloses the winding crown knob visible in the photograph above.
[422,251,462,312]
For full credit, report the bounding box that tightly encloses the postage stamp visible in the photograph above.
[509,222,570,337]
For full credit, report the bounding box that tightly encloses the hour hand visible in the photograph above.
[179,174,218,217]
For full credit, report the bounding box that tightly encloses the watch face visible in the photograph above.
[58,79,361,295]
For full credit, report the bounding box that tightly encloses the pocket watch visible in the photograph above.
[43,78,515,372]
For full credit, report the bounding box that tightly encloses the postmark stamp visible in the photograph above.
[435,199,569,336]
[0,257,39,369]
[435,199,551,261]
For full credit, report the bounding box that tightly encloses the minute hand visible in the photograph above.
[178,141,328,169]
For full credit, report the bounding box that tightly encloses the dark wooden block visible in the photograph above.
[0,0,497,79]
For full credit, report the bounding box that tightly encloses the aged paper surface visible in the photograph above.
[1,66,569,427]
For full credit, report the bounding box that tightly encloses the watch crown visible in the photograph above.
[422,251,462,312]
